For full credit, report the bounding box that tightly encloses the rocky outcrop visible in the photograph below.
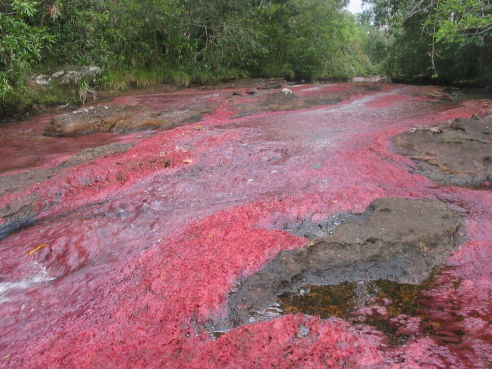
[235,90,344,117]
[44,103,211,137]
[0,142,133,239]
[393,114,491,186]
[234,84,380,117]
[223,198,463,328]
[352,75,390,83]
[33,74,52,86]
[60,66,101,85]
[0,194,40,240]
[57,142,134,168]
[31,66,101,87]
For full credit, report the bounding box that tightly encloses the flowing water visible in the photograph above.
[0,83,490,368]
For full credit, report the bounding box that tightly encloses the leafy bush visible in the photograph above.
[1,0,388,115]
[0,0,52,98]
[366,0,492,84]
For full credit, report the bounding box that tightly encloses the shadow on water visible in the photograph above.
[444,86,492,102]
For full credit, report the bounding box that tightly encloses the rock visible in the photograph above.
[30,67,100,87]
[34,74,51,86]
[393,114,491,186]
[236,90,342,117]
[246,89,257,95]
[60,66,101,85]
[44,103,212,137]
[57,142,134,168]
[281,88,293,95]
[51,70,65,78]
[0,169,53,239]
[352,75,389,83]
[45,105,144,136]
[0,142,134,240]
[234,84,382,117]
[0,195,39,240]
[255,78,286,90]
[222,198,463,328]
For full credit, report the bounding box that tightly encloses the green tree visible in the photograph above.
[0,0,52,97]
[365,0,491,83]
[38,0,113,66]
[1,0,380,113]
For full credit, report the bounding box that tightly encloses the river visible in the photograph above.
[0,82,490,368]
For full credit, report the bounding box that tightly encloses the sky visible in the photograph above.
[347,0,364,14]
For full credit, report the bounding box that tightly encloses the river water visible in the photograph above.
[0,83,490,368]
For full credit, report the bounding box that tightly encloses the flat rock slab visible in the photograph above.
[223,198,463,328]
[234,84,380,117]
[57,142,134,168]
[393,114,491,186]
[0,142,133,239]
[44,103,212,137]
[0,194,40,240]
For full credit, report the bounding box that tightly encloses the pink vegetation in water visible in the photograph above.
[0,84,490,368]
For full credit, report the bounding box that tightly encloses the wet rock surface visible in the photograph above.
[0,194,39,240]
[44,103,212,136]
[0,142,133,239]
[278,275,438,345]
[234,83,382,117]
[0,142,133,196]
[282,213,361,240]
[1,83,490,369]
[223,198,463,330]
[393,114,491,186]
[57,142,133,168]
[236,89,350,117]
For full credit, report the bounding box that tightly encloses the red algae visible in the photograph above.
[0,84,490,368]
[0,114,144,174]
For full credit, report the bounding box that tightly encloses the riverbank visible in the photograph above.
[4,74,491,124]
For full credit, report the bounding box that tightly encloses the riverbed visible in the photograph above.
[0,82,490,368]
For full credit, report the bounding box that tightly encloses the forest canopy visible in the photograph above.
[0,0,490,114]
[364,0,491,84]
[0,1,374,97]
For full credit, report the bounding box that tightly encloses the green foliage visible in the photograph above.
[251,0,377,80]
[0,77,93,117]
[430,0,492,44]
[0,0,52,98]
[366,0,492,84]
[2,0,387,114]
[357,14,388,72]
[77,79,90,104]
[37,1,114,66]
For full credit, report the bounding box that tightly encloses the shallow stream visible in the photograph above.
[0,82,490,368]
